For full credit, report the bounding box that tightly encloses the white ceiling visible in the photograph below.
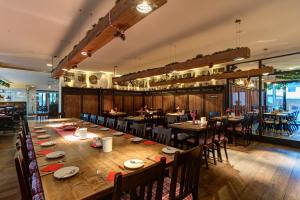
[1,0,300,75]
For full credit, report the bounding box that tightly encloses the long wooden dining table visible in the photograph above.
[29,118,176,200]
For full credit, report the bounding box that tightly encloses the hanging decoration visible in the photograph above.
[0,80,10,87]
[276,71,300,80]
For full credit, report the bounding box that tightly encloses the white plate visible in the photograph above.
[187,121,193,123]
[124,159,144,169]
[35,130,46,133]
[173,122,182,125]
[113,132,124,136]
[40,141,56,147]
[33,126,43,130]
[54,166,79,179]
[130,137,143,143]
[100,128,109,131]
[37,134,51,139]
[46,151,65,159]
[162,146,180,154]
[90,125,98,128]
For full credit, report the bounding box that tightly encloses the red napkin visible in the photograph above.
[155,156,171,164]
[37,149,54,155]
[36,140,49,145]
[123,134,133,139]
[143,140,156,145]
[106,171,127,182]
[41,163,64,172]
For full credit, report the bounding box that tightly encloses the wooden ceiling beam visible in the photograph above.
[149,66,273,87]
[113,47,250,83]
[0,62,44,72]
[52,0,167,78]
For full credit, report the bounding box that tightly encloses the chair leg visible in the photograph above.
[212,144,217,165]
[203,147,209,169]
[216,143,222,162]
[223,141,229,161]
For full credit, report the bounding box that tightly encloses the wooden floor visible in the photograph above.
[200,143,300,200]
[0,132,20,200]
[1,131,300,200]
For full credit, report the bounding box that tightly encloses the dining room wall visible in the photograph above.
[62,85,225,118]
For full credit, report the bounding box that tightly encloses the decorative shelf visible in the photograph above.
[149,66,273,87]
[113,47,251,83]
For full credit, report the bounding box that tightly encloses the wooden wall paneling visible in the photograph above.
[82,95,98,115]
[103,95,113,112]
[123,95,133,114]
[144,95,153,108]
[204,93,224,117]
[114,95,123,111]
[133,95,143,113]
[175,95,188,111]
[63,94,81,118]
[162,95,174,112]
[188,94,204,117]
[153,95,163,109]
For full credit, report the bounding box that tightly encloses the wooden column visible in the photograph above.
[258,60,263,136]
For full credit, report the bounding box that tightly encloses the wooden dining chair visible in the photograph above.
[90,114,97,124]
[161,146,202,200]
[152,126,172,145]
[14,150,32,200]
[214,119,229,162]
[97,116,105,126]
[179,114,189,122]
[112,157,166,200]
[83,113,90,121]
[116,119,128,132]
[80,113,85,120]
[106,118,116,129]
[131,123,146,138]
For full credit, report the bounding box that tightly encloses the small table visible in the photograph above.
[168,121,207,147]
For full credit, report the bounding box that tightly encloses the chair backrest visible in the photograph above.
[112,157,166,200]
[80,113,84,120]
[90,114,97,124]
[179,114,189,122]
[57,112,65,118]
[169,146,202,200]
[166,116,177,124]
[116,120,128,132]
[204,120,217,144]
[132,123,146,138]
[152,126,171,145]
[97,116,105,126]
[14,150,32,200]
[106,118,116,129]
[83,113,90,121]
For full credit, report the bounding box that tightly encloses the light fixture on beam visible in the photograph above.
[81,51,92,57]
[62,68,68,72]
[136,1,153,13]
[81,51,88,56]
[233,57,245,61]
[46,63,53,67]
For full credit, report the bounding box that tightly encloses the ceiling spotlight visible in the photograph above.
[136,1,153,14]
[46,63,53,67]
[233,57,245,61]
[81,51,87,56]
